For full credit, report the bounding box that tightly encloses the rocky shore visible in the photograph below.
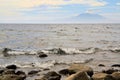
[0,48,120,80]
[0,63,120,80]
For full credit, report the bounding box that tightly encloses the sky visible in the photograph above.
[0,0,120,23]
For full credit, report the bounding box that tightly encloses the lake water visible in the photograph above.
[0,24,120,80]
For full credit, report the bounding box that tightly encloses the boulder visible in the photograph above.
[104,75,115,80]
[6,64,17,70]
[2,69,15,75]
[65,71,90,80]
[98,64,105,67]
[68,64,93,77]
[111,64,120,67]
[59,69,75,75]
[1,48,11,57]
[40,71,61,80]
[16,71,26,75]
[49,48,66,55]
[28,70,40,75]
[102,68,118,74]
[37,52,48,58]
[0,74,26,80]
[92,73,108,80]
[112,72,120,80]
[0,69,4,74]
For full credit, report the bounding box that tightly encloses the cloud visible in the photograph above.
[0,0,107,17]
[0,0,107,9]
[116,2,120,6]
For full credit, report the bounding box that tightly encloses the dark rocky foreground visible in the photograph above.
[0,64,120,80]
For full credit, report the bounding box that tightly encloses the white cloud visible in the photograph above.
[0,0,107,9]
[116,2,120,6]
[0,0,107,15]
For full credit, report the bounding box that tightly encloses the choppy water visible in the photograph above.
[0,24,120,50]
[0,24,120,77]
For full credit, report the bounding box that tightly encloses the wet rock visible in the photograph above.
[111,64,120,67]
[28,70,40,75]
[37,52,48,58]
[104,75,115,80]
[49,48,66,55]
[0,74,26,80]
[112,72,120,80]
[65,71,90,80]
[92,73,108,80]
[2,69,15,75]
[98,64,105,67]
[59,69,75,75]
[40,71,61,80]
[68,64,94,77]
[102,68,118,74]
[6,64,17,70]
[2,48,11,57]
[43,68,50,71]
[0,69,4,74]
[16,71,26,75]
[111,49,120,53]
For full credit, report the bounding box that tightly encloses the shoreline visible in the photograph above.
[0,48,120,80]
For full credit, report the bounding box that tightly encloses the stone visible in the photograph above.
[98,64,105,67]
[104,75,115,80]
[2,48,11,57]
[49,48,66,55]
[0,69,4,74]
[40,71,61,80]
[16,71,26,75]
[37,52,48,58]
[28,70,40,75]
[92,73,108,80]
[59,69,75,75]
[68,64,93,77]
[111,64,120,67]
[65,71,90,80]
[112,72,120,80]
[6,64,17,70]
[2,69,15,75]
[0,74,26,80]
[102,68,118,74]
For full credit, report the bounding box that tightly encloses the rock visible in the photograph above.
[92,73,108,80]
[98,64,105,67]
[2,48,11,57]
[65,71,90,80]
[111,64,120,67]
[6,64,17,70]
[68,64,93,77]
[104,75,115,80]
[16,71,26,75]
[43,68,50,71]
[59,69,75,75]
[2,69,15,75]
[111,49,120,53]
[28,70,40,75]
[49,48,66,55]
[0,74,26,80]
[37,52,48,58]
[40,71,61,80]
[102,68,118,74]
[112,72,120,80]
[0,69,4,74]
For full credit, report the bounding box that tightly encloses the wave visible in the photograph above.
[0,47,119,57]
[0,58,94,69]
[41,47,100,55]
[109,48,120,53]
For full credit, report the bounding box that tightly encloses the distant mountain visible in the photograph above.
[71,13,106,22]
